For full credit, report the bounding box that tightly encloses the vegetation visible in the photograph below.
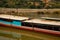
[0,0,60,9]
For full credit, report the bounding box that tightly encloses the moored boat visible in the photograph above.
[0,14,60,36]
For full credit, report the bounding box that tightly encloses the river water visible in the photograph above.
[0,26,60,40]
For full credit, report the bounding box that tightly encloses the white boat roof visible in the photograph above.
[23,19,60,26]
[41,17,60,20]
[0,14,29,20]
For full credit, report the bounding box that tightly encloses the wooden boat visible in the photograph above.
[0,14,60,36]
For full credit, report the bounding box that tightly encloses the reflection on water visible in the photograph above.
[0,30,21,40]
[0,26,60,40]
[0,26,22,40]
[0,36,17,40]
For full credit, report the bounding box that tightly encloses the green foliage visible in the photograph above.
[0,0,60,9]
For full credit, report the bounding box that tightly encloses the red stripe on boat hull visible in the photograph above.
[0,23,60,36]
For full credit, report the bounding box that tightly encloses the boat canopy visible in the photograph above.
[23,19,60,26]
[0,14,29,21]
[41,17,60,21]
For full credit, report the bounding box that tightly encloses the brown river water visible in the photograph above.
[0,26,60,40]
